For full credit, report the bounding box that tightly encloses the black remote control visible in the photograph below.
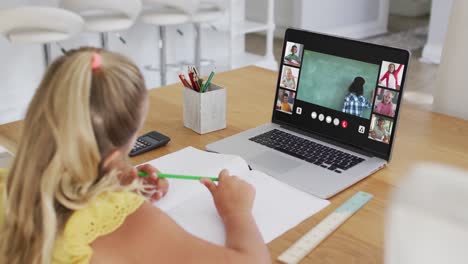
[129,131,170,157]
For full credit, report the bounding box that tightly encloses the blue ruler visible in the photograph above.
[278,191,374,264]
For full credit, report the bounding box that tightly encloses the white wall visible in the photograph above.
[0,0,47,124]
[433,0,468,120]
[301,0,379,29]
[247,0,388,39]
[300,0,389,39]
[0,0,234,124]
[390,0,431,17]
[421,0,453,64]
[246,0,299,37]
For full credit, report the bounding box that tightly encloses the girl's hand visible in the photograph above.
[200,169,255,221]
[135,164,169,202]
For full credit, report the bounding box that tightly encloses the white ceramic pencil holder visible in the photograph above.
[183,83,226,134]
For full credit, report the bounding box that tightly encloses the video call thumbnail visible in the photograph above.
[297,50,379,120]
[368,114,394,144]
[283,42,303,67]
[276,88,296,114]
[280,65,299,91]
[373,88,399,118]
[379,61,404,90]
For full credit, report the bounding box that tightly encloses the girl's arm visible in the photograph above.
[90,172,270,264]
[364,97,372,109]
[379,72,388,83]
[91,203,270,264]
[374,103,380,111]
[395,64,403,74]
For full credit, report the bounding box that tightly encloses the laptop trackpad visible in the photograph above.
[249,151,301,174]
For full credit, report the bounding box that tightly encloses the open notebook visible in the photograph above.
[144,147,330,245]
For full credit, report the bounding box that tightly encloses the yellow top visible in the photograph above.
[281,102,291,112]
[0,169,145,264]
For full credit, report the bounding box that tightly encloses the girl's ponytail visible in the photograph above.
[1,48,147,264]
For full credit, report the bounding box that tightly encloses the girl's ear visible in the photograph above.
[102,149,123,171]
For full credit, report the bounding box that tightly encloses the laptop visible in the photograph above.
[206,28,410,199]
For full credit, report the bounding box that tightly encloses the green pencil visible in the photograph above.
[137,171,219,181]
[201,71,215,93]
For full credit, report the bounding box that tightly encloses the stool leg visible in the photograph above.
[100,32,109,49]
[159,26,167,86]
[43,43,51,68]
[194,23,202,71]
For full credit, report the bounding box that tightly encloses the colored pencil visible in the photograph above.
[138,171,219,181]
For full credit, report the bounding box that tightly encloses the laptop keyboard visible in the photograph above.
[249,129,365,173]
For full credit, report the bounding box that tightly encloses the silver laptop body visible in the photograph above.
[206,123,386,199]
[206,29,409,199]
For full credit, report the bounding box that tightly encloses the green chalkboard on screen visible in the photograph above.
[297,50,379,119]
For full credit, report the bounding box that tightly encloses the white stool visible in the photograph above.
[60,0,142,49]
[140,0,192,86]
[0,6,84,67]
[191,1,224,70]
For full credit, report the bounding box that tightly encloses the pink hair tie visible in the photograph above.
[91,52,102,71]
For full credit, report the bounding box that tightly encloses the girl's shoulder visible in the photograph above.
[65,191,145,241]
[358,95,369,100]
[344,93,354,100]
[54,191,145,263]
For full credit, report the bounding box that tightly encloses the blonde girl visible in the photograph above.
[374,90,396,117]
[0,48,270,264]
[281,67,296,90]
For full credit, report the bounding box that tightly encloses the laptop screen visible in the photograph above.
[272,28,410,160]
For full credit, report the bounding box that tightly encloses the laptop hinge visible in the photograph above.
[279,124,374,157]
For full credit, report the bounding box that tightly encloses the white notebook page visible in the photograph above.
[142,147,330,245]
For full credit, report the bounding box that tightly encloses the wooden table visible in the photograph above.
[1,66,468,263]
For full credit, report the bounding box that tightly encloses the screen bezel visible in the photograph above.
[271,28,410,161]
